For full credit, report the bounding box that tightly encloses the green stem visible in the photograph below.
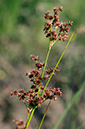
[25,107,36,129]
[26,111,30,127]
[37,45,51,96]
[40,33,74,96]
[38,100,51,129]
[23,100,29,110]
[37,35,60,97]
[76,119,85,129]
[41,48,51,79]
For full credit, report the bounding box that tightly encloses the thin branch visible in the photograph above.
[40,32,74,96]
[38,100,51,129]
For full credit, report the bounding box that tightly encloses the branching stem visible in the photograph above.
[25,107,36,129]
[40,33,74,96]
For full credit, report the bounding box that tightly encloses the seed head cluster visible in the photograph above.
[10,7,73,129]
[44,7,72,42]
[10,55,62,109]
[12,119,25,129]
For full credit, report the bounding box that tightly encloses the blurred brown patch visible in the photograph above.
[77,25,85,34]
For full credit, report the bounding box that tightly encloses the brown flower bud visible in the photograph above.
[59,6,63,12]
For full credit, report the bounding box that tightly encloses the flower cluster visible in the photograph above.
[10,6,73,129]
[12,119,25,129]
[10,87,62,108]
[10,55,62,109]
[44,7,73,42]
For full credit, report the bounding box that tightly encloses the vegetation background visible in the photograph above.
[0,0,85,129]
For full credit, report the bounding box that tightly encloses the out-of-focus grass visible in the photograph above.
[0,0,22,34]
[53,81,85,129]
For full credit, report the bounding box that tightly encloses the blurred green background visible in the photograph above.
[0,0,85,129]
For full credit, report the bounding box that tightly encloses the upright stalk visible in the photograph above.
[38,100,51,129]
[25,107,36,129]
[41,47,51,79]
[40,33,74,96]
[23,100,29,110]
[37,36,60,96]
[41,35,60,79]
[25,110,30,128]
[25,33,74,128]
[37,43,51,96]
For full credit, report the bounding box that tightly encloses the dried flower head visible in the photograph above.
[13,119,25,129]
[10,55,61,109]
[10,6,73,129]
[44,7,73,44]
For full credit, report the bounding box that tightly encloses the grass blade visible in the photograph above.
[53,81,85,129]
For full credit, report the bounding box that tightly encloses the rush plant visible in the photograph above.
[10,6,74,129]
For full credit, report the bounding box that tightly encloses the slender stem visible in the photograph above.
[23,100,29,110]
[37,36,60,96]
[40,33,74,96]
[25,107,36,129]
[41,47,51,79]
[37,35,60,97]
[41,35,60,78]
[37,45,51,96]
[26,110,30,128]
[38,100,51,129]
